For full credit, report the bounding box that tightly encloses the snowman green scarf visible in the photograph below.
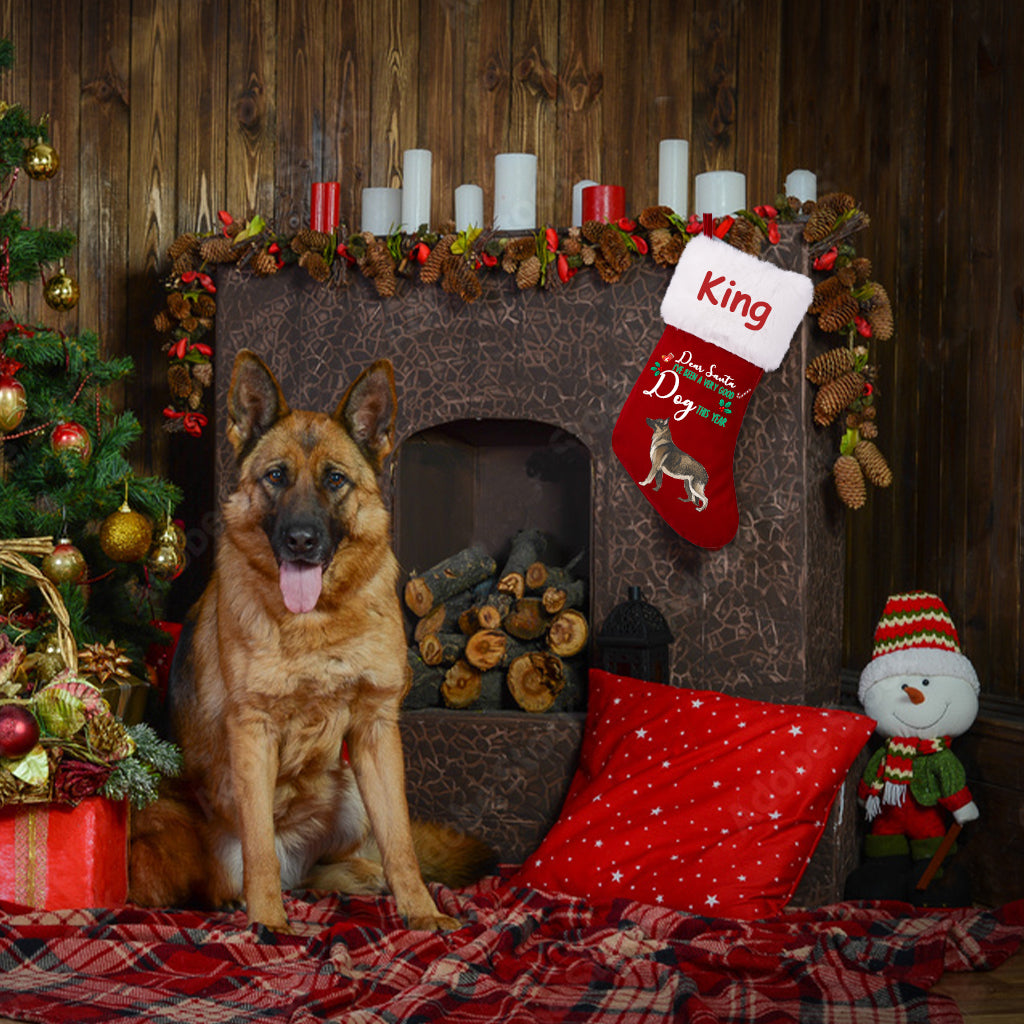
[864,735,950,820]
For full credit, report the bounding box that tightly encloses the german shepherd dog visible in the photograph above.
[638,417,709,510]
[129,350,493,933]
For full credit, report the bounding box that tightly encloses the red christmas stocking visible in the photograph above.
[613,234,812,549]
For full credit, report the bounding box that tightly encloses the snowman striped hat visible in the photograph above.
[858,591,979,702]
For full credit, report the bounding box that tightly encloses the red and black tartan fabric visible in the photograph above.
[0,878,1022,1023]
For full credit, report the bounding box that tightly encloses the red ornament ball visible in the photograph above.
[0,703,40,758]
[0,374,27,433]
[51,421,92,463]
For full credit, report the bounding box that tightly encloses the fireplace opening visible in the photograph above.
[393,419,592,595]
[393,419,593,713]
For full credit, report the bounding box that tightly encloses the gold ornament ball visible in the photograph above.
[44,268,79,312]
[147,541,185,580]
[41,538,87,584]
[100,501,154,562]
[23,139,59,180]
[0,374,27,433]
[33,632,66,683]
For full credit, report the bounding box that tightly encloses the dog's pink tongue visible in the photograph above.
[279,561,323,614]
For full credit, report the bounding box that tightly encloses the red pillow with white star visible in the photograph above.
[513,669,874,919]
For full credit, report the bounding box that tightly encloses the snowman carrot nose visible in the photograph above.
[902,684,926,704]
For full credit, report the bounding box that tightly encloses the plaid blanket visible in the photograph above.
[0,878,1021,1023]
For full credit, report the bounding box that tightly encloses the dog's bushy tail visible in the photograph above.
[128,788,234,909]
[408,821,499,888]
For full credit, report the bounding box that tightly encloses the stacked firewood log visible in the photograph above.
[402,528,589,713]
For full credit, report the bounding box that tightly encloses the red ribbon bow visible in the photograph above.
[163,408,209,436]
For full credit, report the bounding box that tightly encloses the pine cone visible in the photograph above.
[200,236,237,263]
[515,255,541,290]
[817,292,859,333]
[850,256,872,283]
[594,252,622,284]
[725,217,762,255]
[167,363,193,399]
[194,293,216,318]
[299,250,331,283]
[419,235,455,284]
[803,192,857,243]
[153,310,174,333]
[809,274,849,314]
[833,454,867,509]
[172,252,197,277]
[166,292,191,320]
[638,205,674,230]
[863,283,894,341]
[836,265,858,288]
[648,228,684,267]
[168,233,199,261]
[813,370,865,426]
[505,236,537,262]
[806,346,854,385]
[86,712,135,760]
[854,439,893,487]
[251,250,280,277]
[599,226,631,273]
[581,219,605,244]
[192,362,214,387]
[561,235,582,257]
[443,258,483,302]
[859,419,878,439]
[291,228,331,255]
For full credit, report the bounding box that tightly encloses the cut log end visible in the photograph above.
[506,651,566,713]
[547,608,589,658]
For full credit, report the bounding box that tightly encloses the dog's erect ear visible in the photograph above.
[335,360,397,471]
[227,350,291,460]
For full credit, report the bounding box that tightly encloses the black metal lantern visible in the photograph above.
[594,586,673,684]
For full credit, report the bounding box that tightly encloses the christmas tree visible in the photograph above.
[0,40,182,687]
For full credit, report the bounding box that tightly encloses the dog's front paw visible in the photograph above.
[405,912,461,932]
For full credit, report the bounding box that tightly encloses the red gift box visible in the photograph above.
[0,796,128,910]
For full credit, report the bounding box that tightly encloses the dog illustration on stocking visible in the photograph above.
[639,417,709,511]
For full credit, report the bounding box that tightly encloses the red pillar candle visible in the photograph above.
[581,184,626,222]
[311,181,341,232]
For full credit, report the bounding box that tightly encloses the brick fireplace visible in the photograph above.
[212,224,853,901]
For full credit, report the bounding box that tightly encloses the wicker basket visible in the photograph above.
[0,537,78,676]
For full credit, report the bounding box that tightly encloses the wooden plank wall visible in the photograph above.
[0,0,1021,722]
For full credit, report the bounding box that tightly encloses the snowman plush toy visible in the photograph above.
[844,591,980,906]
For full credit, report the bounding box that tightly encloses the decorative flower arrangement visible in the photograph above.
[0,671,180,809]
[0,539,181,809]
[154,193,894,509]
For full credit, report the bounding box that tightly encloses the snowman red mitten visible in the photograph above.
[612,234,813,549]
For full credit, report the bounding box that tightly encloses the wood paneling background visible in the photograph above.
[0,0,1021,725]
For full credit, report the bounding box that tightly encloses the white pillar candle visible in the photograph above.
[785,168,817,203]
[693,171,746,218]
[361,187,402,236]
[493,152,537,230]
[658,139,689,216]
[454,184,484,233]
[401,148,432,232]
[572,179,598,226]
